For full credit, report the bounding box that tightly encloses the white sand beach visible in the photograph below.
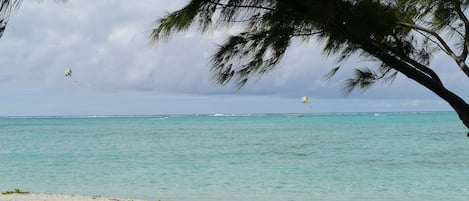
[0,194,147,201]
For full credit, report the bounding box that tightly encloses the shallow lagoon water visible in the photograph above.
[1,112,469,201]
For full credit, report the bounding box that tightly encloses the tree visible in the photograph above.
[151,0,469,131]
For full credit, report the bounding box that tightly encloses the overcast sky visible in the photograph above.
[0,0,465,116]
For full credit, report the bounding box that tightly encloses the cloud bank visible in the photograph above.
[0,0,463,115]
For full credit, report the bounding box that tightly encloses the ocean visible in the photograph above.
[1,112,469,201]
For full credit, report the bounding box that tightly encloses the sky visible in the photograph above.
[0,0,466,116]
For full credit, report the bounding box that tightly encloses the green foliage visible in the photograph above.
[151,0,469,93]
[1,188,29,195]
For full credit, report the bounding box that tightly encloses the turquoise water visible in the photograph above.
[1,112,469,201]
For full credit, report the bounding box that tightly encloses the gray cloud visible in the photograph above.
[0,0,461,115]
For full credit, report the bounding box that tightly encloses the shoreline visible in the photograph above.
[0,193,148,201]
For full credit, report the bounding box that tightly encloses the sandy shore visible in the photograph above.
[0,194,148,201]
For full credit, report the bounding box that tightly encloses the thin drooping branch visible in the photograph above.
[206,0,276,12]
[292,30,324,37]
[420,18,465,38]
[450,0,469,60]
[225,16,262,23]
[398,22,457,58]
[398,21,469,78]
[414,29,449,55]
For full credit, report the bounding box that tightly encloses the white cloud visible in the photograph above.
[108,25,139,44]
[405,99,423,107]
[0,0,462,115]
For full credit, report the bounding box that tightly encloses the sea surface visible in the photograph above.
[1,112,469,201]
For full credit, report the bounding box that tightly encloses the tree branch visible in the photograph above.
[393,48,444,88]
[205,0,276,12]
[292,30,324,37]
[387,33,444,87]
[398,21,469,78]
[413,29,449,55]
[398,22,457,58]
[450,0,469,60]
